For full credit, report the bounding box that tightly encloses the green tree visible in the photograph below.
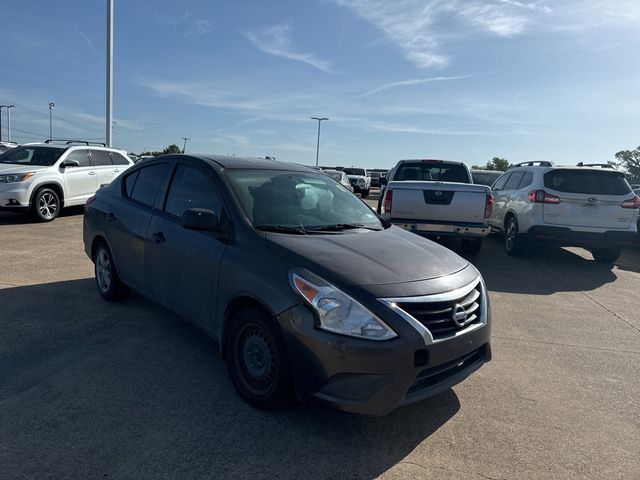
[162,144,181,154]
[614,146,640,184]
[480,157,511,171]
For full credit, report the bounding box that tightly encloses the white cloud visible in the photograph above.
[154,10,212,37]
[244,24,335,73]
[355,75,472,98]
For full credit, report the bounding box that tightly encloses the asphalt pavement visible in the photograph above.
[1,202,639,480]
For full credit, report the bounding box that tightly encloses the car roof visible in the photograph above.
[142,154,316,172]
[397,159,466,166]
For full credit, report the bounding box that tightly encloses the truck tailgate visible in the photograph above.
[389,181,490,223]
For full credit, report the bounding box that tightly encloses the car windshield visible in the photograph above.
[226,169,383,233]
[0,146,66,166]
[394,163,469,182]
[544,170,631,195]
[343,168,365,176]
[370,172,381,179]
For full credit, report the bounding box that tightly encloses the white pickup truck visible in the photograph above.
[379,159,493,254]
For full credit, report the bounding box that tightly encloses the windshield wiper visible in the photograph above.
[254,224,308,234]
[306,223,382,232]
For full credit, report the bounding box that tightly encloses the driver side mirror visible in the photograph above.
[62,159,80,168]
[181,208,222,232]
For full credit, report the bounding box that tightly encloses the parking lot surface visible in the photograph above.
[1,201,639,480]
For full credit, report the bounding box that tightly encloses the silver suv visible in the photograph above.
[0,141,133,221]
[489,162,639,263]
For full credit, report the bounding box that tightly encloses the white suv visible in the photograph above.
[489,162,639,263]
[0,141,133,221]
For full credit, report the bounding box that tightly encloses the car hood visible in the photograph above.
[0,164,49,175]
[265,226,469,286]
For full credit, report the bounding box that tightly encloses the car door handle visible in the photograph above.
[106,213,116,222]
[151,232,166,244]
[88,171,96,176]
[113,169,120,173]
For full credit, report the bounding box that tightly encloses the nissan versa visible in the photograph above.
[83,155,491,416]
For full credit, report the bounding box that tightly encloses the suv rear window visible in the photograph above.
[544,170,631,195]
[394,163,469,183]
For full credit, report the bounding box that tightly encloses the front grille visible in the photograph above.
[395,281,483,340]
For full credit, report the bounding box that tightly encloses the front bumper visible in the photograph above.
[0,183,31,209]
[278,301,491,416]
[391,220,490,238]
[526,225,636,249]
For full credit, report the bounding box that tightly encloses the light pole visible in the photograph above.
[48,103,55,141]
[181,137,190,153]
[6,105,15,142]
[106,0,114,147]
[0,105,6,142]
[310,117,328,167]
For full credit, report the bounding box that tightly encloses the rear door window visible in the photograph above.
[504,171,524,190]
[128,164,171,207]
[544,170,631,195]
[518,171,533,189]
[90,150,113,166]
[110,152,130,165]
[492,173,511,191]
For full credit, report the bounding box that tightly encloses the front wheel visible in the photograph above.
[591,248,621,265]
[461,237,482,255]
[226,307,293,410]
[32,188,61,222]
[505,217,527,256]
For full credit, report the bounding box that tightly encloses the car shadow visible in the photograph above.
[0,206,85,225]
[466,234,620,295]
[0,278,460,479]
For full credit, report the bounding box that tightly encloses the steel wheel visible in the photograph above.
[235,323,279,396]
[95,249,112,293]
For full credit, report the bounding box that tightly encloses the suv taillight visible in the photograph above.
[621,195,640,209]
[528,189,560,204]
[382,189,393,215]
[484,193,493,218]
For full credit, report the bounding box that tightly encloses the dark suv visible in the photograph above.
[83,155,491,416]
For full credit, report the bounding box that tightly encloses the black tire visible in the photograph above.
[94,243,129,301]
[361,189,370,198]
[32,188,61,222]
[504,216,527,256]
[226,306,293,410]
[461,237,482,255]
[591,248,621,265]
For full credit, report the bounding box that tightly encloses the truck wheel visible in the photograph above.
[226,306,293,410]
[461,238,482,255]
[32,188,60,222]
[591,248,620,265]
[505,217,527,256]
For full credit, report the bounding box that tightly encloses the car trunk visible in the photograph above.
[542,169,635,229]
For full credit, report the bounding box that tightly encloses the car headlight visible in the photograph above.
[0,172,35,183]
[290,270,397,340]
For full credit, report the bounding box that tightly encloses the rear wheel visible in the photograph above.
[591,248,621,265]
[32,188,60,222]
[94,244,128,301]
[226,307,293,410]
[461,237,482,255]
[505,217,527,256]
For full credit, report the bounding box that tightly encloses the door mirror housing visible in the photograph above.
[181,208,221,232]
[62,159,80,168]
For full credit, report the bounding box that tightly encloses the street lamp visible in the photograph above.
[6,105,15,142]
[181,137,190,153]
[310,117,329,167]
[48,102,55,140]
[0,105,7,142]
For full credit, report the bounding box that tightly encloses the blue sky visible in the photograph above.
[1,0,639,168]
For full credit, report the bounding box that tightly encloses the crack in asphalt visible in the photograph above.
[578,289,640,334]
[493,335,640,355]
[399,461,508,480]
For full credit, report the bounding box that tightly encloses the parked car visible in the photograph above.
[489,162,639,263]
[370,171,382,188]
[0,141,133,221]
[343,167,371,197]
[471,169,503,187]
[379,160,492,255]
[0,141,18,154]
[323,169,354,192]
[83,154,491,416]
